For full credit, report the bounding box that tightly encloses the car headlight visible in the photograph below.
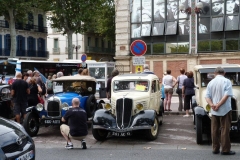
[36,103,43,111]
[104,103,112,111]
[61,102,69,109]
[136,103,144,111]
[206,104,211,112]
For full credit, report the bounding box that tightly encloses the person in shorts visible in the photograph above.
[60,98,88,149]
[11,73,30,123]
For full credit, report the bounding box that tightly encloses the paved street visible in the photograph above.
[33,97,240,159]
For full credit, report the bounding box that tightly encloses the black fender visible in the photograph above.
[130,110,156,127]
[86,94,97,117]
[194,106,207,117]
[26,106,41,118]
[93,109,116,128]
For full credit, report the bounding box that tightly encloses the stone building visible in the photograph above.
[115,0,240,80]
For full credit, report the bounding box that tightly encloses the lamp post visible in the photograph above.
[75,45,81,59]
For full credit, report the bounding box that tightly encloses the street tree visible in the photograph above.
[40,0,101,59]
[0,0,33,57]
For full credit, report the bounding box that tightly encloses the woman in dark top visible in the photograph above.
[182,71,195,117]
[28,77,42,106]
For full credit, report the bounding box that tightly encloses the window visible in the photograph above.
[87,37,91,46]
[54,39,58,48]
[95,38,98,47]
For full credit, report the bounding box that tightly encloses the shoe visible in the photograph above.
[212,150,220,154]
[221,151,235,155]
[65,143,73,149]
[81,140,87,149]
[168,109,172,111]
[164,109,168,111]
[183,115,190,117]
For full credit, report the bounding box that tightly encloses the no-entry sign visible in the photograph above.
[130,40,147,56]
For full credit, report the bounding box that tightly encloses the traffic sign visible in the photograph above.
[130,40,147,56]
[135,65,143,73]
[132,56,145,65]
[81,54,87,62]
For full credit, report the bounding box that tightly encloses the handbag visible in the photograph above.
[38,96,44,104]
[176,83,180,94]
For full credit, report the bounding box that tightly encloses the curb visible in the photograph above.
[164,111,193,116]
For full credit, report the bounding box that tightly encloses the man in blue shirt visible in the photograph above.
[205,67,235,155]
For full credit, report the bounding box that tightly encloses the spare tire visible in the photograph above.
[86,94,97,117]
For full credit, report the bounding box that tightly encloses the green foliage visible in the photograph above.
[0,0,33,23]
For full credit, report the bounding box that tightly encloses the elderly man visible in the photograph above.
[26,70,33,83]
[205,67,235,155]
[57,71,64,78]
[167,0,178,19]
[211,0,224,31]
[141,64,154,74]
[60,98,88,149]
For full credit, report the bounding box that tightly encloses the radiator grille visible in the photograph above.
[2,137,28,153]
[116,98,132,128]
[231,98,238,121]
[47,101,60,117]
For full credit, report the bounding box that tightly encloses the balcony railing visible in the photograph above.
[52,48,60,54]
[0,20,48,33]
[85,46,115,54]
[0,48,48,58]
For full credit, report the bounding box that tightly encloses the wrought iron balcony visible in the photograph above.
[0,48,48,58]
[0,20,48,33]
[85,46,115,54]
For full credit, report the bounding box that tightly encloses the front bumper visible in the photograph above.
[92,109,155,132]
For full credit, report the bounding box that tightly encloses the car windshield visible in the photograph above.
[53,80,96,95]
[113,80,149,92]
[201,72,240,87]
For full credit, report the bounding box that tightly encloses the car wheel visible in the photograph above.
[146,116,159,140]
[92,128,108,141]
[196,115,203,144]
[23,112,39,137]
[86,95,97,117]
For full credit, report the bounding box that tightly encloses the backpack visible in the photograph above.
[40,82,46,95]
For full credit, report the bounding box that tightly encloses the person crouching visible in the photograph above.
[60,98,88,149]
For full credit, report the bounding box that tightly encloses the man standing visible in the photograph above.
[26,70,33,83]
[11,73,30,123]
[225,0,239,31]
[205,67,235,155]
[211,0,224,31]
[141,64,154,74]
[106,69,119,99]
[60,98,88,149]
[167,0,178,20]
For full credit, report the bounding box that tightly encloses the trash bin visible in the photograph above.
[99,88,107,98]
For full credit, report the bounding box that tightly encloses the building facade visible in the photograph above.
[115,0,240,80]
[0,9,48,60]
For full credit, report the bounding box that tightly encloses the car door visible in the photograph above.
[150,79,158,111]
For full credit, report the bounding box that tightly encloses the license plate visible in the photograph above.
[111,131,132,137]
[44,119,61,124]
[15,150,34,160]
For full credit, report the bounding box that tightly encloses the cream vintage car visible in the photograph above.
[92,74,163,141]
[192,64,240,144]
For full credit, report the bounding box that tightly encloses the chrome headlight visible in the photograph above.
[206,104,211,112]
[36,103,43,111]
[136,103,144,111]
[104,103,112,111]
[61,102,69,109]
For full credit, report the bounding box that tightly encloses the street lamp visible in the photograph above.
[75,45,81,59]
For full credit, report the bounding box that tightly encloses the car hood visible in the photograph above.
[49,92,80,102]
[0,118,28,147]
[112,92,149,100]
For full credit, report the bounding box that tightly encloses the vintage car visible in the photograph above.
[192,64,240,144]
[92,74,163,141]
[23,75,97,137]
[0,84,12,119]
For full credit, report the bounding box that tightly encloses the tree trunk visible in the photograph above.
[8,8,17,57]
[67,31,73,59]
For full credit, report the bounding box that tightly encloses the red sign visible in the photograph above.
[130,40,147,56]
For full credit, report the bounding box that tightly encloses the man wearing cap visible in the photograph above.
[225,0,239,31]
[141,64,154,74]
[205,67,235,155]
[167,0,178,19]
[154,0,166,21]
[211,0,224,31]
